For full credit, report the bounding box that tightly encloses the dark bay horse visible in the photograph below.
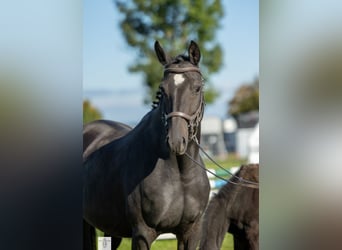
[200,164,259,250]
[83,41,210,250]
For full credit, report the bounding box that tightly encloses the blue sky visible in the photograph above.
[83,0,259,125]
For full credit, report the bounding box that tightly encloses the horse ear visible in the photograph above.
[154,41,169,66]
[188,40,201,65]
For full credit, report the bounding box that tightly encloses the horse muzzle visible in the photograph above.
[167,135,188,155]
[166,118,189,155]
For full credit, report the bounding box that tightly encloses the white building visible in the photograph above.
[200,116,228,159]
[248,123,259,164]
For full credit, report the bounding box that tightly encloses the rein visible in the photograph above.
[186,138,259,189]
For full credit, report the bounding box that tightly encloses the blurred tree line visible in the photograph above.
[83,100,102,124]
[228,77,259,118]
[113,0,224,104]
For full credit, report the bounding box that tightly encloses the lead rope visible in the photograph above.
[184,151,258,189]
[185,138,259,189]
[193,137,259,187]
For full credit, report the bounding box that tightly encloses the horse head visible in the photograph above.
[154,40,204,155]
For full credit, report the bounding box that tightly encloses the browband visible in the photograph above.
[164,67,201,74]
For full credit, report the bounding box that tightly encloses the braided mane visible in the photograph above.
[151,86,163,109]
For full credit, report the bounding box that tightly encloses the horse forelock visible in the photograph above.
[165,54,198,69]
[170,54,188,64]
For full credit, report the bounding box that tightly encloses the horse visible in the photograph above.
[83,40,210,250]
[200,164,259,250]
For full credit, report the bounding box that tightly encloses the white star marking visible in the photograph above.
[173,74,185,86]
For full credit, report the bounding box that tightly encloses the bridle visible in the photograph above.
[162,66,205,141]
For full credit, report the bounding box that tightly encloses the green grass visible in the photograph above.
[96,232,234,250]
[118,234,234,249]
[203,153,247,170]
[94,155,246,249]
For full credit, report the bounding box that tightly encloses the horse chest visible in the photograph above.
[138,178,182,225]
[138,170,207,229]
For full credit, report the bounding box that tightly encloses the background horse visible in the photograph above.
[200,164,259,250]
[83,40,210,250]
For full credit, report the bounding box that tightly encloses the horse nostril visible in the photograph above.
[182,137,186,145]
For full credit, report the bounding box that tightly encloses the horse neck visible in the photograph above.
[130,107,165,154]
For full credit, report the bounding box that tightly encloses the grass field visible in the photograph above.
[115,234,234,249]
[96,230,234,250]
[203,153,247,170]
[95,154,246,249]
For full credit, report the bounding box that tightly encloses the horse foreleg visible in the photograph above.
[83,219,96,250]
[246,220,259,250]
[103,233,122,250]
[177,219,203,250]
[131,226,157,250]
[111,237,122,249]
[233,233,250,250]
[199,209,230,250]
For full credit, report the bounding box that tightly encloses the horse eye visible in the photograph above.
[194,85,202,93]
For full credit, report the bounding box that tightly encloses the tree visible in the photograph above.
[83,99,102,124]
[114,0,224,104]
[228,77,259,117]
